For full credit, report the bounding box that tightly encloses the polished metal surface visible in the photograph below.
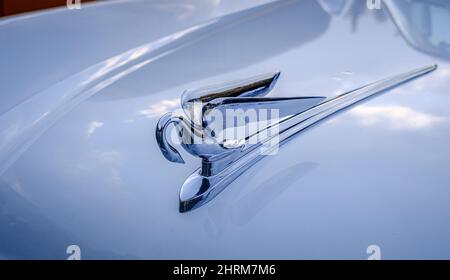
[157,64,437,212]
[2,0,450,259]
[156,72,325,164]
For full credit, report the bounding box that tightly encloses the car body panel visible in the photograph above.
[0,0,449,259]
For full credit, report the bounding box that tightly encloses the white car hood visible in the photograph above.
[1,0,450,259]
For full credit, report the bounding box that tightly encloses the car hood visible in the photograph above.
[1,0,450,259]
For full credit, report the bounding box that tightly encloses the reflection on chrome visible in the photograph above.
[156,65,437,212]
[384,0,450,60]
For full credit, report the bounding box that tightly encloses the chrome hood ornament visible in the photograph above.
[156,65,437,212]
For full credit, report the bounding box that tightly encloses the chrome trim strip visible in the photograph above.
[156,65,438,212]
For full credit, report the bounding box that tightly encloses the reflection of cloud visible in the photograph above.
[0,124,19,147]
[388,67,450,95]
[3,178,30,201]
[72,150,124,187]
[138,98,179,118]
[411,67,450,92]
[349,105,448,130]
[87,121,104,138]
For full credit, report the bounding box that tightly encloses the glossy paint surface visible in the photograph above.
[0,0,449,259]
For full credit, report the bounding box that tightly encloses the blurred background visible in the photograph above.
[0,0,95,17]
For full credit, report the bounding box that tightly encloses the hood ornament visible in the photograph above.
[156,65,437,212]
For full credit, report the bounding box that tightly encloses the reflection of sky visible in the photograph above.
[384,0,450,60]
[138,98,180,118]
[410,67,450,92]
[347,105,448,130]
[2,0,450,259]
[87,121,104,138]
